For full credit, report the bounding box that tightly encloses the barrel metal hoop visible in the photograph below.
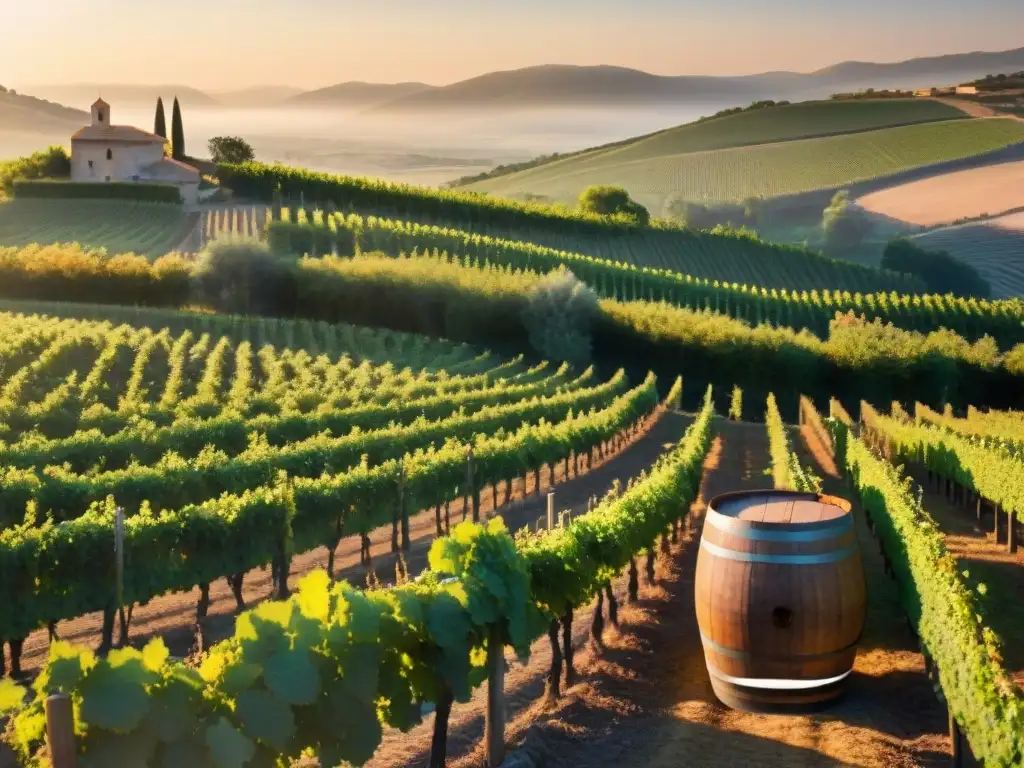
[705,511,852,541]
[699,539,858,564]
[699,631,859,662]
[705,661,853,691]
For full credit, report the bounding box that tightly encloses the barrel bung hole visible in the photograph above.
[772,606,793,629]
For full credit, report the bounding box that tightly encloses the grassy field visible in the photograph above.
[0,198,195,256]
[859,159,1024,227]
[913,211,1024,298]
[467,117,1024,211]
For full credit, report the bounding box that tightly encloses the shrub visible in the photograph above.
[578,185,650,226]
[0,146,71,195]
[13,180,182,204]
[821,190,872,250]
[192,238,291,315]
[521,268,600,367]
[882,238,991,298]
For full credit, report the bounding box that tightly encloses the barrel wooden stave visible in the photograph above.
[694,490,866,713]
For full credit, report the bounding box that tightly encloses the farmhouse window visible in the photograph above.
[105,176,111,182]
[106,149,113,160]
[88,161,93,169]
[98,110,104,122]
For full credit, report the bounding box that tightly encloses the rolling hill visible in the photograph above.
[0,87,86,133]
[22,84,219,109]
[914,212,1024,298]
[463,101,1024,209]
[288,81,435,108]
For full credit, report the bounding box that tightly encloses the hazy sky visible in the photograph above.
[4,0,1023,90]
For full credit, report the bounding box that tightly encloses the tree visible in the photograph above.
[208,136,255,164]
[192,238,290,315]
[821,190,872,250]
[154,97,167,139]
[171,97,185,160]
[577,185,649,226]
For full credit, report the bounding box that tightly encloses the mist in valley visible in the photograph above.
[1,102,734,188]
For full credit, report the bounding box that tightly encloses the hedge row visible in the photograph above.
[13,179,183,204]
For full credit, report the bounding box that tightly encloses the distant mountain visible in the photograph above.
[370,48,1024,112]
[0,86,86,133]
[812,47,1024,83]
[22,84,219,110]
[214,86,305,107]
[369,65,768,112]
[288,82,435,108]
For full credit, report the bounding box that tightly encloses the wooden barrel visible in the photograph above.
[694,489,865,713]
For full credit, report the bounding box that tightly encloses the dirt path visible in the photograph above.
[933,98,1003,119]
[907,475,1024,683]
[482,421,949,768]
[11,410,688,677]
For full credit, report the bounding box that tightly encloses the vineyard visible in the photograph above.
[914,212,1024,298]
[0,199,195,257]
[464,118,1024,208]
[464,99,970,193]
[201,202,922,294]
[250,207,1024,345]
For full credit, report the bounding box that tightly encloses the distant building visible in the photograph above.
[955,86,979,95]
[70,99,199,204]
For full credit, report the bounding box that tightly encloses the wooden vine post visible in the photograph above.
[398,468,410,552]
[115,507,128,647]
[466,447,477,523]
[949,708,963,767]
[45,693,76,768]
[484,624,505,767]
[1007,507,1017,554]
[547,492,555,530]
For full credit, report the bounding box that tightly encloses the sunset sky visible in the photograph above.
[4,0,1023,90]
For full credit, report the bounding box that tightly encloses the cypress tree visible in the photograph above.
[154,97,167,138]
[171,97,185,160]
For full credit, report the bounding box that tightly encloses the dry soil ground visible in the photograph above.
[858,159,1024,226]
[376,421,950,768]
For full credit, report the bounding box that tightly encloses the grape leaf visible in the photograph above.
[0,678,26,716]
[339,643,380,704]
[80,726,157,768]
[156,738,207,768]
[234,689,295,753]
[427,593,471,652]
[263,647,320,705]
[220,660,263,698]
[295,569,331,621]
[317,681,383,767]
[34,640,96,696]
[142,638,170,673]
[79,653,156,732]
[142,680,197,743]
[205,717,255,768]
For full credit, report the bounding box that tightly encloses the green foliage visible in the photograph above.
[208,137,255,165]
[821,190,872,250]
[577,185,650,226]
[217,160,650,237]
[171,97,185,162]
[192,239,290,316]
[765,392,822,492]
[862,402,1024,527]
[255,209,1024,349]
[0,146,71,196]
[882,238,991,299]
[521,268,599,367]
[728,385,743,421]
[13,180,182,204]
[1,390,715,767]
[828,408,1024,766]
[154,98,167,140]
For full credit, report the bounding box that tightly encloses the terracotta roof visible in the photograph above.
[92,97,110,108]
[71,124,166,144]
[140,157,200,182]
